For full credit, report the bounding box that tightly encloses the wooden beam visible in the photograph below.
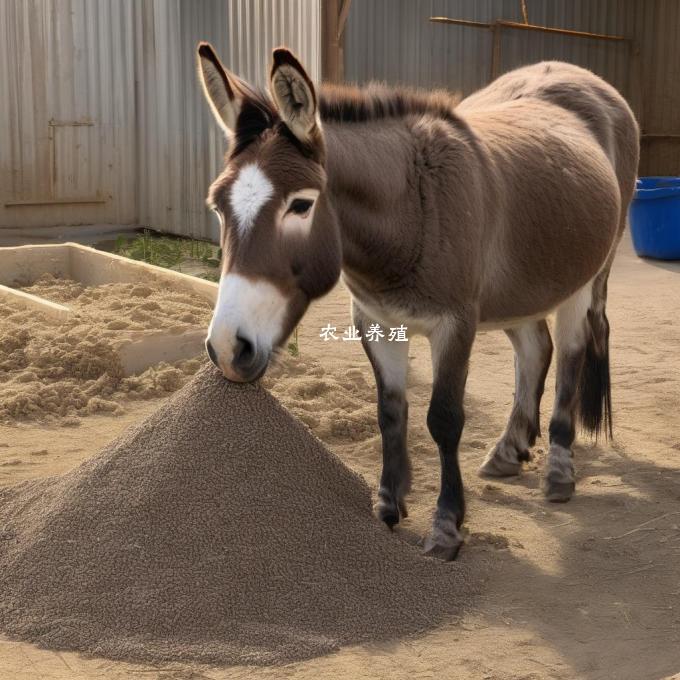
[5,196,108,207]
[429,17,491,29]
[497,20,629,42]
[430,16,628,43]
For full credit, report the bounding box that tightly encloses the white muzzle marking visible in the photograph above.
[207,273,288,366]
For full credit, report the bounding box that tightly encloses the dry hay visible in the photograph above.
[0,364,474,665]
[0,274,212,423]
[263,354,378,445]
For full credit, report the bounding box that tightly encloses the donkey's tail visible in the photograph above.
[578,283,613,440]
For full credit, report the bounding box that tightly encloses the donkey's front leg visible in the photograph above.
[424,315,476,561]
[354,302,411,528]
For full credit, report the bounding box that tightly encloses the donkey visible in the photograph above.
[197,43,639,560]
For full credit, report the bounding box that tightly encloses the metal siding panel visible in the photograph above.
[346,0,632,95]
[1,0,321,238]
[496,1,632,101]
[52,124,98,198]
[345,0,514,91]
[1,0,138,228]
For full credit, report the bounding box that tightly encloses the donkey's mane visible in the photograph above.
[318,82,462,126]
[230,82,464,156]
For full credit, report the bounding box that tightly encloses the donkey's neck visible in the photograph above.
[323,121,423,295]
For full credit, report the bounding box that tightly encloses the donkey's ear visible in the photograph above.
[270,48,319,145]
[197,42,242,135]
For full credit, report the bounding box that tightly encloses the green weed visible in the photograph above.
[115,231,220,272]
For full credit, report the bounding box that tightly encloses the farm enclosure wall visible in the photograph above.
[3,0,678,239]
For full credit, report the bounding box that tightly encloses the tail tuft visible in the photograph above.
[578,309,613,440]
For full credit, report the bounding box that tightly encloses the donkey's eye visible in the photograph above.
[287,198,314,217]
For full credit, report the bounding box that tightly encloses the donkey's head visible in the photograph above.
[197,43,341,382]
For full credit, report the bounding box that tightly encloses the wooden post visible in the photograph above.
[322,0,341,82]
[520,0,529,24]
[322,0,351,82]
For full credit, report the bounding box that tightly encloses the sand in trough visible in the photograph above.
[0,274,212,422]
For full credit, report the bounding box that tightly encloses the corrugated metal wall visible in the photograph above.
[0,0,139,228]
[0,0,321,240]
[345,0,680,176]
[138,0,321,241]
[631,0,680,177]
[345,1,632,93]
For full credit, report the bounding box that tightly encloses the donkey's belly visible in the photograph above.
[479,172,619,323]
[347,284,440,337]
[477,310,556,332]
[478,247,605,326]
[478,243,609,327]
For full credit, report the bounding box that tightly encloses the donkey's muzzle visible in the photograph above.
[205,338,220,368]
[205,334,269,383]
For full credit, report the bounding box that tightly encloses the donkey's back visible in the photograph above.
[459,61,639,208]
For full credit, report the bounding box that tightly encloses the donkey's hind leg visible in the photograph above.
[544,284,594,502]
[479,320,553,477]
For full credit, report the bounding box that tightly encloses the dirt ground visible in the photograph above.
[1,235,679,680]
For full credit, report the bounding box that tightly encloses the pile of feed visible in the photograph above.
[0,364,472,665]
[0,274,212,422]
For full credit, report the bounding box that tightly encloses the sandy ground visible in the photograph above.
[1,234,679,680]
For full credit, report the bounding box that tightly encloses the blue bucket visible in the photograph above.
[629,176,680,260]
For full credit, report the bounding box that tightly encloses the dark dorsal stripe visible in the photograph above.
[319,83,462,126]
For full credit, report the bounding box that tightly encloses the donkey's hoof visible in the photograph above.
[478,441,528,478]
[422,511,464,561]
[375,491,406,529]
[423,534,463,561]
[375,501,399,529]
[544,444,575,502]
[373,486,408,529]
[544,478,575,503]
